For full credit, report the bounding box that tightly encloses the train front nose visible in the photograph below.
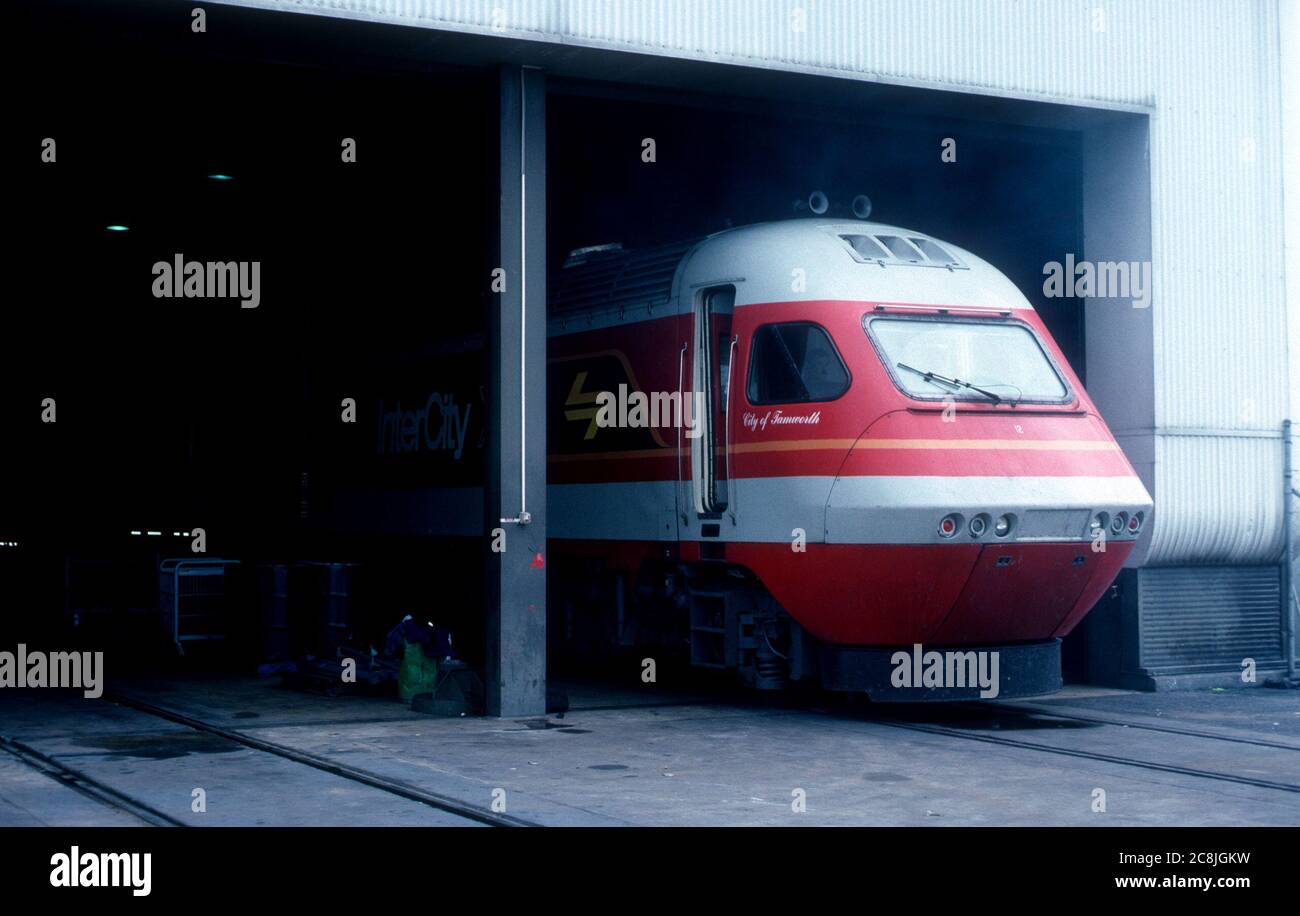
[822,423,1153,646]
[926,537,1128,643]
[925,485,1152,644]
[825,481,1151,644]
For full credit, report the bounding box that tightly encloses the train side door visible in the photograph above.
[688,285,737,524]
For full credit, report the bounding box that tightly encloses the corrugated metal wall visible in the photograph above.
[1138,566,1282,672]
[225,0,1293,567]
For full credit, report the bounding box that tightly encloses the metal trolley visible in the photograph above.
[159,558,240,655]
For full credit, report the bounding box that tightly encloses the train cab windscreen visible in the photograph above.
[866,317,1069,404]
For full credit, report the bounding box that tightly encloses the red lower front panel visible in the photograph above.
[548,537,1132,647]
[727,540,1132,645]
[929,542,1122,643]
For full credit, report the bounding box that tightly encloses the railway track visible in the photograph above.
[856,703,1300,795]
[7,686,1295,825]
[980,701,1300,753]
[2,694,540,828]
[573,686,1300,796]
[0,735,185,827]
[104,693,540,827]
[564,689,1300,796]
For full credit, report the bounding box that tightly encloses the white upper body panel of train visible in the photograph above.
[675,218,1033,313]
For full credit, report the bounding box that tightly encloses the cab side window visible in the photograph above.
[746,322,849,405]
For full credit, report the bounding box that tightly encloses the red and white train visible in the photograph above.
[544,214,1153,700]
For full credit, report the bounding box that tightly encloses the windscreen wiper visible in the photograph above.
[896,362,1002,404]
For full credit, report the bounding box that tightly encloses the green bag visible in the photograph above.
[398,640,439,701]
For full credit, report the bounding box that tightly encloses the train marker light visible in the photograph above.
[105,225,129,232]
[1110,512,1127,536]
[939,513,962,538]
[969,514,989,537]
[1130,512,1144,533]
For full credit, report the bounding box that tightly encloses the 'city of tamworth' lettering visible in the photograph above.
[0,645,103,698]
[890,644,1000,698]
[152,253,261,308]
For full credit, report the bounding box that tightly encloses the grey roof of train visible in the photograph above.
[549,218,1029,318]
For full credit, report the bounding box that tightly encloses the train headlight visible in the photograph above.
[939,513,963,538]
[1110,512,1128,536]
[994,514,1015,537]
[969,514,990,538]
[1090,512,1109,535]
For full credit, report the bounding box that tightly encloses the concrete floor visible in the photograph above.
[1,676,1298,826]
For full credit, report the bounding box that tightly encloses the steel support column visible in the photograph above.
[485,64,547,718]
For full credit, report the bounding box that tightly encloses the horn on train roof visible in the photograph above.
[792,190,873,220]
[793,190,830,215]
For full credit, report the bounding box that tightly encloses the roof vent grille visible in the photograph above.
[837,232,965,270]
